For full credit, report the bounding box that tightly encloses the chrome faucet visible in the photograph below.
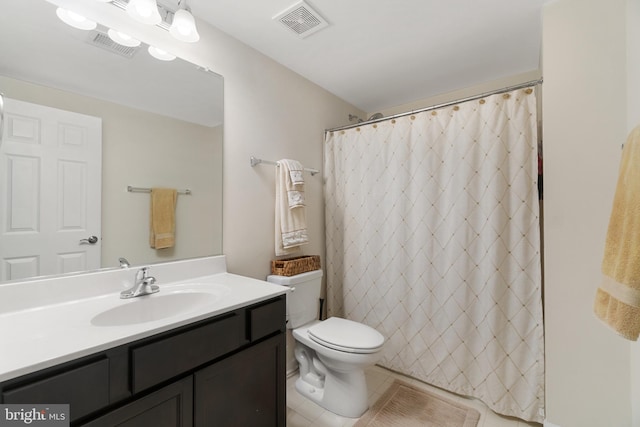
[120,267,159,299]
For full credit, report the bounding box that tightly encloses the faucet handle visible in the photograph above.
[135,266,150,282]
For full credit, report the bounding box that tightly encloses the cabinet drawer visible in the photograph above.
[248,297,285,341]
[2,358,109,422]
[132,312,243,393]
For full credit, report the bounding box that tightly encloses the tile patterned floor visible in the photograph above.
[286,365,542,427]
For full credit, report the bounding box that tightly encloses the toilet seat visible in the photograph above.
[307,317,384,354]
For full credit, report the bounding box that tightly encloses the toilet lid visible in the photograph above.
[307,317,384,354]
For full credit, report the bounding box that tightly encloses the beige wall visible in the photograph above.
[0,75,222,268]
[196,21,365,280]
[216,43,363,279]
[627,0,640,424]
[543,0,631,426]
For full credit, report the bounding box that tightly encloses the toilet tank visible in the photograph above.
[266,269,323,329]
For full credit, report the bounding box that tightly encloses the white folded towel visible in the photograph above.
[275,159,309,255]
[280,159,305,208]
[282,159,305,185]
[288,189,305,208]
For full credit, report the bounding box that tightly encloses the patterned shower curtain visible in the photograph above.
[324,88,544,422]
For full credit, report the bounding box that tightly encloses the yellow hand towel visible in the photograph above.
[594,126,640,340]
[149,188,177,250]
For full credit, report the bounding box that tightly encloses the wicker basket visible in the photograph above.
[271,255,321,276]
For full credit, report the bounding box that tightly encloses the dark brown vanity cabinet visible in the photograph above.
[0,295,286,427]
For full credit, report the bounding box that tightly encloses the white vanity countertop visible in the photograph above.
[0,259,288,383]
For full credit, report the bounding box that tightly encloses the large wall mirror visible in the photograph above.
[0,0,223,283]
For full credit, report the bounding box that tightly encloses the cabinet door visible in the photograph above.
[194,334,285,427]
[80,376,193,427]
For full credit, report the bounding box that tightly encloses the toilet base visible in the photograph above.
[295,367,369,418]
[291,320,383,418]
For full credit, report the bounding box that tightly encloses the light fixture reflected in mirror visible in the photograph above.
[148,46,176,61]
[107,29,142,47]
[56,8,97,30]
[169,2,199,43]
[126,0,161,25]
[61,0,201,45]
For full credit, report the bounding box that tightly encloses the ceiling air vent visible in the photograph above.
[273,1,329,38]
[87,30,139,59]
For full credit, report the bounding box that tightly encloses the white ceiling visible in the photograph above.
[189,0,551,113]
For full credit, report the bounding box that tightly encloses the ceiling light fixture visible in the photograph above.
[58,0,198,62]
[169,1,199,43]
[148,46,176,61]
[126,0,162,25]
[56,8,97,30]
[107,29,142,47]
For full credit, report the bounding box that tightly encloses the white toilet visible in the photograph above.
[266,269,385,418]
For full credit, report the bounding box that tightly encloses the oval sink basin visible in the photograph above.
[91,290,223,327]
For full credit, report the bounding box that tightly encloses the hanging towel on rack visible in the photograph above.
[275,159,309,255]
[280,159,305,208]
[149,188,177,249]
[594,126,640,340]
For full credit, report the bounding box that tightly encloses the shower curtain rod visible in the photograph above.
[326,78,543,133]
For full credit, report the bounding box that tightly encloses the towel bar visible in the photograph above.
[127,186,191,195]
[250,156,319,176]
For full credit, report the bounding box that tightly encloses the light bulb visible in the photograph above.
[126,0,161,25]
[56,8,97,31]
[148,46,176,61]
[169,9,200,42]
[107,29,141,47]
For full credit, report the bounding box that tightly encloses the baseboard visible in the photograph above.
[544,421,561,427]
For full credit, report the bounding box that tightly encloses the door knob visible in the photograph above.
[80,235,98,244]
